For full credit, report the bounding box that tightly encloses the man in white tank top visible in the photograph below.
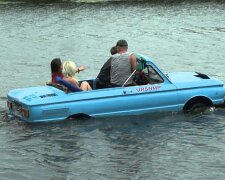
[110,40,137,86]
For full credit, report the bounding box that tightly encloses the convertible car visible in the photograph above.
[7,54,225,123]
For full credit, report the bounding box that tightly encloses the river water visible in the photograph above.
[1,0,225,179]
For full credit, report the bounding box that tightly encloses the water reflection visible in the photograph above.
[1,108,225,179]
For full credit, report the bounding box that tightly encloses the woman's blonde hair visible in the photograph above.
[63,61,77,78]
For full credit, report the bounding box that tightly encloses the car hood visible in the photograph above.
[166,72,224,88]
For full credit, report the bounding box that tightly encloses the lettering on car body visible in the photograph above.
[136,85,161,92]
[23,94,38,101]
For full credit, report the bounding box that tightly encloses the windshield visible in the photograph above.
[134,65,164,85]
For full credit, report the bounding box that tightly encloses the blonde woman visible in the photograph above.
[63,61,92,91]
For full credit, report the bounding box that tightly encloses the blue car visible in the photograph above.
[7,54,225,123]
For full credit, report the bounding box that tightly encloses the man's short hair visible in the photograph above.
[116,40,128,47]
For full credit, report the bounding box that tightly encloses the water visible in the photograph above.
[0,0,225,179]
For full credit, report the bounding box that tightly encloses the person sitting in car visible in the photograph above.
[110,39,137,87]
[63,61,92,91]
[97,46,117,88]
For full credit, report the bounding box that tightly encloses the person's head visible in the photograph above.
[110,46,117,55]
[63,61,77,77]
[51,58,62,74]
[116,39,128,52]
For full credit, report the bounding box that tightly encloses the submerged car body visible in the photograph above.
[7,54,225,123]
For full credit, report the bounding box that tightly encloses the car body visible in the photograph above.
[7,54,225,123]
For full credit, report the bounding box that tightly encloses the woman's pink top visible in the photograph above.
[51,73,64,83]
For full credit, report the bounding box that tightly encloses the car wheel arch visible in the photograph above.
[67,113,91,120]
[183,96,213,112]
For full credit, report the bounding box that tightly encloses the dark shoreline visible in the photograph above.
[1,0,225,5]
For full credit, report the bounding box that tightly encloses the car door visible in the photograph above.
[117,64,179,115]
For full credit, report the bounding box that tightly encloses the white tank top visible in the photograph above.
[110,52,133,86]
